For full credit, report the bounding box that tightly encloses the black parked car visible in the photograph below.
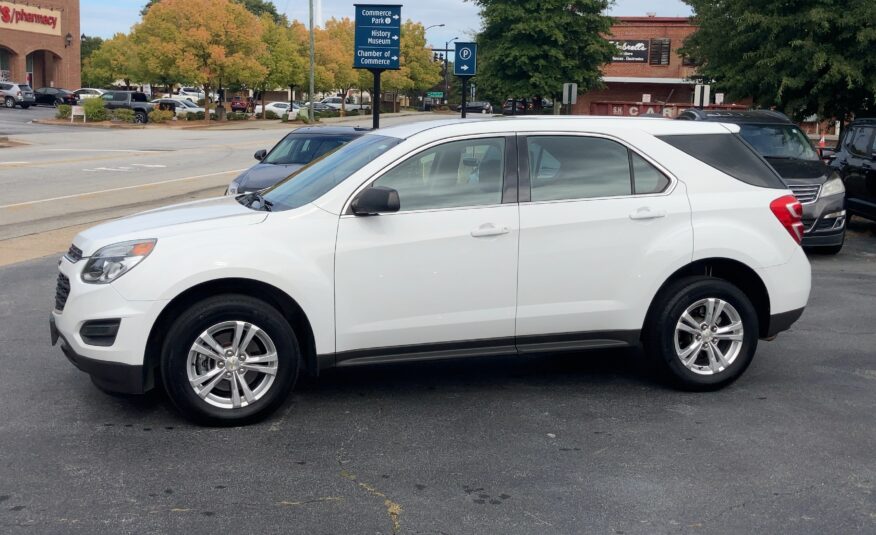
[678,109,847,254]
[826,118,876,222]
[226,126,368,194]
[456,101,493,114]
[34,87,78,107]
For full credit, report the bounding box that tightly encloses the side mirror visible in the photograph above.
[351,186,400,215]
[254,149,267,161]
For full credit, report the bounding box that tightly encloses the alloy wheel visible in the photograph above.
[673,298,744,375]
[186,320,279,409]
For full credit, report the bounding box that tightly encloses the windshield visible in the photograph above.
[263,134,355,165]
[262,134,402,211]
[739,124,819,161]
[178,99,197,108]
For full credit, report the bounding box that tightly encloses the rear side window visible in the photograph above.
[658,134,785,189]
[528,136,631,201]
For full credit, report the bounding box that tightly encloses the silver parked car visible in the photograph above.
[0,82,36,109]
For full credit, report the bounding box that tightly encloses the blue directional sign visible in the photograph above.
[353,4,402,70]
[454,42,477,76]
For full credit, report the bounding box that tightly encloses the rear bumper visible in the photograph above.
[765,307,805,338]
[51,316,148,394]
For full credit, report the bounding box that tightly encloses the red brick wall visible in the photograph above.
[603,17,698,80]
[0,0,80,88]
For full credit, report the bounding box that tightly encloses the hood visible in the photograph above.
[74,196,268,256]
[238,162,306,191]
[765,157,830,184]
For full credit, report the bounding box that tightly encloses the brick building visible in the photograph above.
[0,0,81,89]
[572,15,747,117]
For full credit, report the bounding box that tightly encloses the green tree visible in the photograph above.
[257,15,306,117]
[473,0,614,103]
[81,33,140,88]
[683,0,876,122]
[141,0,286,23]
[135,0,266,121]
[80,35,104,63]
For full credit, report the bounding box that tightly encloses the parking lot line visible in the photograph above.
[0,169,246,209]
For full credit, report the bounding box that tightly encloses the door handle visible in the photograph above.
[629,207,666,220]
[471,223,510,237]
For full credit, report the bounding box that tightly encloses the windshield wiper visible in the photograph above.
[243,192,273,211]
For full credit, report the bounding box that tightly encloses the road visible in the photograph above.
[0,112,446,264]
[0,222,875,534]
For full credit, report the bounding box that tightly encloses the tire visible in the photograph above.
[20,104,30,109]
[54,98,62,107]
[3,97,13,108]
[160,294,300,426]
[134,111,147,124]
[644,276,759,391]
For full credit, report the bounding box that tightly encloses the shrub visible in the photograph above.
[112,108,135,123]
[56,104,71,119]
[281,112,290,123]
[83,97,108,121]
[148,109,174,123]
[264,110,279,120]
[196,98,206,107]
[186,111,206,121]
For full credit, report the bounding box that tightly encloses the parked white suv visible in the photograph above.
[50,118,811,425]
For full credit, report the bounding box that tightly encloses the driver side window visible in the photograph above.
[374,138,505,211]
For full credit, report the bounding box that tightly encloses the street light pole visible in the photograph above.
[308,0,316,122]
[443,37,458,100]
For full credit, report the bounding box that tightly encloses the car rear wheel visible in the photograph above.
[20,104,29,109]
[54,98,62,107]
[644,276,758,390]
[160,295,299,426]
[134,111,147,124]
[3,97,13,108]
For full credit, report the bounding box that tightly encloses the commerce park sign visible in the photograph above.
[0,1,61,36]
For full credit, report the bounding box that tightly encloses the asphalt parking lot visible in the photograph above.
[1,218,874,534]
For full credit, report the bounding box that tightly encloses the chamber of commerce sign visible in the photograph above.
[609,40,649,63]
[0,1,62,36]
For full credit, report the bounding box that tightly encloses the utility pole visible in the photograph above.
[443,37,457,103]
[308,0,316,122]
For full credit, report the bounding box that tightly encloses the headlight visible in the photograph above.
[821,175,845,197]
[81,239,156,284]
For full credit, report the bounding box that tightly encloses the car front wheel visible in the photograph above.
[644,276,758,390]
[160,295,300,425]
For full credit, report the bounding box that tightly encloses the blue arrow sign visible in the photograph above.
[354,4,402,70]
[454,42,477,76]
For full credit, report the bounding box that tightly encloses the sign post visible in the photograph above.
[562,82,577,115]
[353,4,402,129]
[453,42,477,118]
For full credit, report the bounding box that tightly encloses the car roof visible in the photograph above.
[289,126,371,135]
[370,116,740,141]
[677,108,793,124]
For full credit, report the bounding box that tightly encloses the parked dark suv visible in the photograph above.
[678,109,846,253]
[826,118,876,222]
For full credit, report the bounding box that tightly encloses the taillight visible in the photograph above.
[770,194,804,244]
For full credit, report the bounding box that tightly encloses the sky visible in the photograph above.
[81,0,694,49]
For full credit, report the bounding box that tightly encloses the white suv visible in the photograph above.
[50,118,811,425]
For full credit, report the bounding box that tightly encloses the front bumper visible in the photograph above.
[51,256,167,392]
[800,194,846,247]
[51,316,148,394]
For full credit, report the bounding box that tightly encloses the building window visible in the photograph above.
[649,38,671,66]
[0,49,9,82]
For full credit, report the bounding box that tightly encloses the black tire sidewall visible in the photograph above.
[161,295,299,426]
[649,277,759,390]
